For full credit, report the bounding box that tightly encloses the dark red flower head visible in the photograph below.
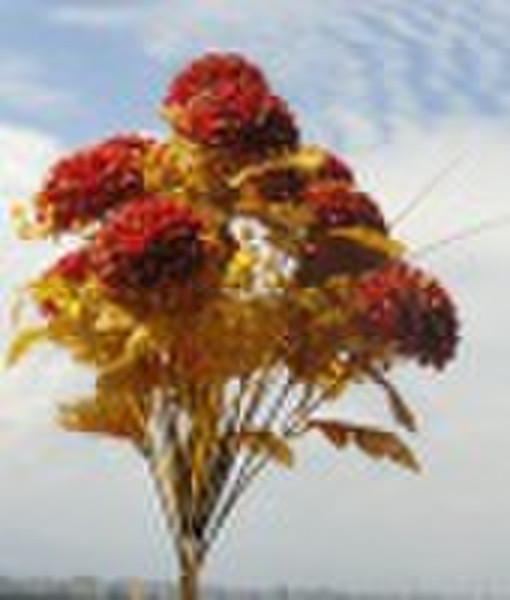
[303,181,387,233]
[36,134,155,232]
[238,95,300,154]
[163,53,274,147]
[249,167,307,204]
[354,262,459,369]
[90,196,205,293]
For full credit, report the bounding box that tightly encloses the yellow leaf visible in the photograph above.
[97,325,155,377]
[5,327,49,367]
[353,428,420,472]
[308,419,350,448]
[366,367,418,432]
[125,325,153,358]
[224,249,257,290]
[231,430,294,467]
[331,226,405,259]
[287,146,334,173]
[93,304,134,333]
[229,146,324,189]
[315,360,350,400]
[309,419,420,472]
[58,392,149,446]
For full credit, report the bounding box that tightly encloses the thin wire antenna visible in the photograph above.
[407,213,510,260]
[390,149,468,229]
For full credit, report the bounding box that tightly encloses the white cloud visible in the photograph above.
[0,123,72,434]
[0,123,62,198]
[0,122,63,288]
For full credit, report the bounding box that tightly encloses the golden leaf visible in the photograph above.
[366,367,418,432]
[58,391,149,446]
[353,428,420,472]
[330,226,405,259]
[96,355,160,398]
[229,146,326,190]
[308,419,350,448]
[224,249,257,290]
[94,324,157,379]
[230,430,294,467]
[93,303,134,333]
[5,327,49,366]
[288,146,331,172]
[315,359,350,400]
[309,419,420,472]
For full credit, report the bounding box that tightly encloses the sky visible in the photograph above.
[1,0,510,594]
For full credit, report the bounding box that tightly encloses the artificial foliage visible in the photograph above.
[8,52,459,600]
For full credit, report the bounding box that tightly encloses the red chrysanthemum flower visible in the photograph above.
[36,134,155,232]
[163,53,273,147]
[171,87,271,148]
[165,52,269,109]
[303,181,387,232]
[354,262,459,369]
[90,196,205,293]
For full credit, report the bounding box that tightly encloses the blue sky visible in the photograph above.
[4,0,510,147]
[1,0,510,593]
